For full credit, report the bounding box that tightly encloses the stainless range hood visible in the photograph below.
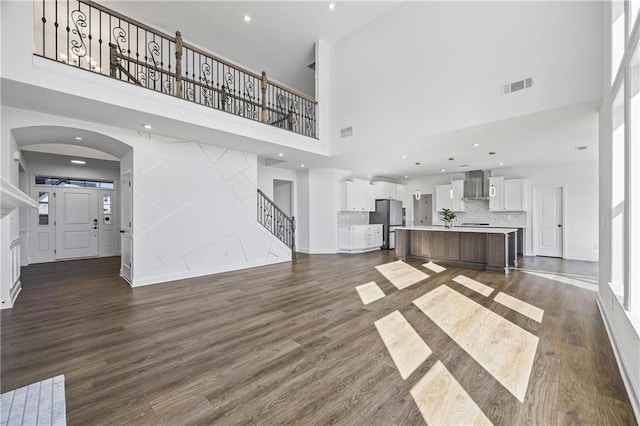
[463,170,490,200]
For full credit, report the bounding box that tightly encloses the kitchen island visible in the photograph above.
[395,226,518,274]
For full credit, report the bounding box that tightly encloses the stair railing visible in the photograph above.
[257,189,295,259]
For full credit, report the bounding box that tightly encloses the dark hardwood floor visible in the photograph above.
[1,253,635,425]
[516,255,599,277]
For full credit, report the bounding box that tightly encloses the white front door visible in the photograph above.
[535,187,563,257]
[120,171,133,283]
[55,188,99,259]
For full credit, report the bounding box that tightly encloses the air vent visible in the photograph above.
[503,77,533,95]
[575,145,588,151]
[340,126,353,138]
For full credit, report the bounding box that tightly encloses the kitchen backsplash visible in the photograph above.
[338,212,370,226]
[447,200,527,227]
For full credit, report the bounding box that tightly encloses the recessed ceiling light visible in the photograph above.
[498,162,504,166]
[489,151,496,155]
[74,136,83,140]
[405,176,408,179]
[143,124,152,129]
[300,164,305,168]
[402,155,407,159]
[441,168,446,172]
[244,14,251,22]
[278,153,284,157]
[70,160,86,165]
[384,171,388,174]
[472,143,479,147]
[328,2,335,10]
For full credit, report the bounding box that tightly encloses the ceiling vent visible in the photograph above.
[340,126,353,138]
[575,145,588,151]
[503,77,533,95]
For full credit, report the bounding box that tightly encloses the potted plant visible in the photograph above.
[441,208,456,229]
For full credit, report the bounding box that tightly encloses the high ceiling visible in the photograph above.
[100,1,401,96]
[4,1,601,180]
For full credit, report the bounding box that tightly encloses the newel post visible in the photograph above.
[261,71,268,123]
[109,43,118,78]
[174,31,183,98]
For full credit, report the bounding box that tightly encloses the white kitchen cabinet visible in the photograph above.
[368,183,376,212]
[435,181,465,214]
[489,177,527,211]
[435,184,451,215]
[504,179,526,211]
[340,179,374,212]
[488,176,504,211]
[338,225,383,253]
[451,179,465,212]
[374,182,397,200]
[396,184,406,207]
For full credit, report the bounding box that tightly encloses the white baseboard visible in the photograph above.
[596,296,640,420]
[132,256,291,287]
[1,281,22,310]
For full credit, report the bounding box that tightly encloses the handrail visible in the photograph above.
[257,189,295,258]
[257,189,293,222]
[35,0,317,138]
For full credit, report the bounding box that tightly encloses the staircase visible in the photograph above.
[257,190,296,259]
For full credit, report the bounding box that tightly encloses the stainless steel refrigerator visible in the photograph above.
[370,200,403,249]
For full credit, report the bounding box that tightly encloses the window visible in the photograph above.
[38,192,49,226]
[612,1,626,84]
[632,0,640,32]
[630,45,639,312]
[611,84,625,304]
[103,194,112,224]
[35,176,114,188]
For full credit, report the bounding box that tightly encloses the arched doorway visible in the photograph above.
[11,125,134,283]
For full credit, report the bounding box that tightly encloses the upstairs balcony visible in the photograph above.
[33,0,317,138]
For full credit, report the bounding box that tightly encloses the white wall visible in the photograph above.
[295,169,310,252]
[273,180,293,217]
[1,107,291,296]
[330,1,602,156]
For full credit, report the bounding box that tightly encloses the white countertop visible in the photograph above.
[395,226,518,234]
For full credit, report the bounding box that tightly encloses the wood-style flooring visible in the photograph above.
[1,253,636,425]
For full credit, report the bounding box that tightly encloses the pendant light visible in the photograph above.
[414,162,421,200]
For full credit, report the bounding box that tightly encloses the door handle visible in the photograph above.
[120,230,126,234]
[93,226,98,230]
[558,224,562,227]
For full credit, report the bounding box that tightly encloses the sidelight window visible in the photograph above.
[38,192,49,226]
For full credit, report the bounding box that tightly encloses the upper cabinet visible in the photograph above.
[435,180,465,213]
[489,177,527,211]
[374,181,397,200]
[450,180,465,212]
[340,179,375,212]
[488,176,504,211]
[503,179,527,211]
[396,185,407,207]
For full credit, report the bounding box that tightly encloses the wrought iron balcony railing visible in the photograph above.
[34,0,317,138]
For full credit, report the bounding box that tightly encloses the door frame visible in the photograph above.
[531,185,567,258]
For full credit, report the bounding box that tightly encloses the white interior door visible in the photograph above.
[535,187,563,257]
[55,188,99,259]
[120,171,133,283]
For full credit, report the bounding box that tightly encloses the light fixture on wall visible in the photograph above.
[414,162,421,200]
